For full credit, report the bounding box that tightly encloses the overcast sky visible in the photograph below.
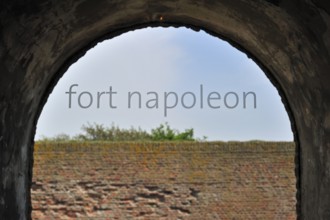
[35,27,293,141]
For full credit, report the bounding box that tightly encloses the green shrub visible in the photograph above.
[39,122,198,142]
[74,123,152,141]
[150,122,194,141]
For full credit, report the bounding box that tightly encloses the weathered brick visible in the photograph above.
[31,142,296,219]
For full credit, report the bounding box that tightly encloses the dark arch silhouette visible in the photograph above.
[0,1,329,219]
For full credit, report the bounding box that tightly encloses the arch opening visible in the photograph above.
[32,26,298,219]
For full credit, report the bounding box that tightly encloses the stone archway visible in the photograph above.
[0,1,329,219]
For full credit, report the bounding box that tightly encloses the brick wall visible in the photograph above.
[31,142,296,219]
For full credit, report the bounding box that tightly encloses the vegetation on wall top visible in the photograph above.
[39,122,201,142]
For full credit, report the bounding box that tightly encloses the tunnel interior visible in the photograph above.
[1,0,330,219]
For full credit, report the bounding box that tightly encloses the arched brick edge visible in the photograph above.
[0,1,329,219]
